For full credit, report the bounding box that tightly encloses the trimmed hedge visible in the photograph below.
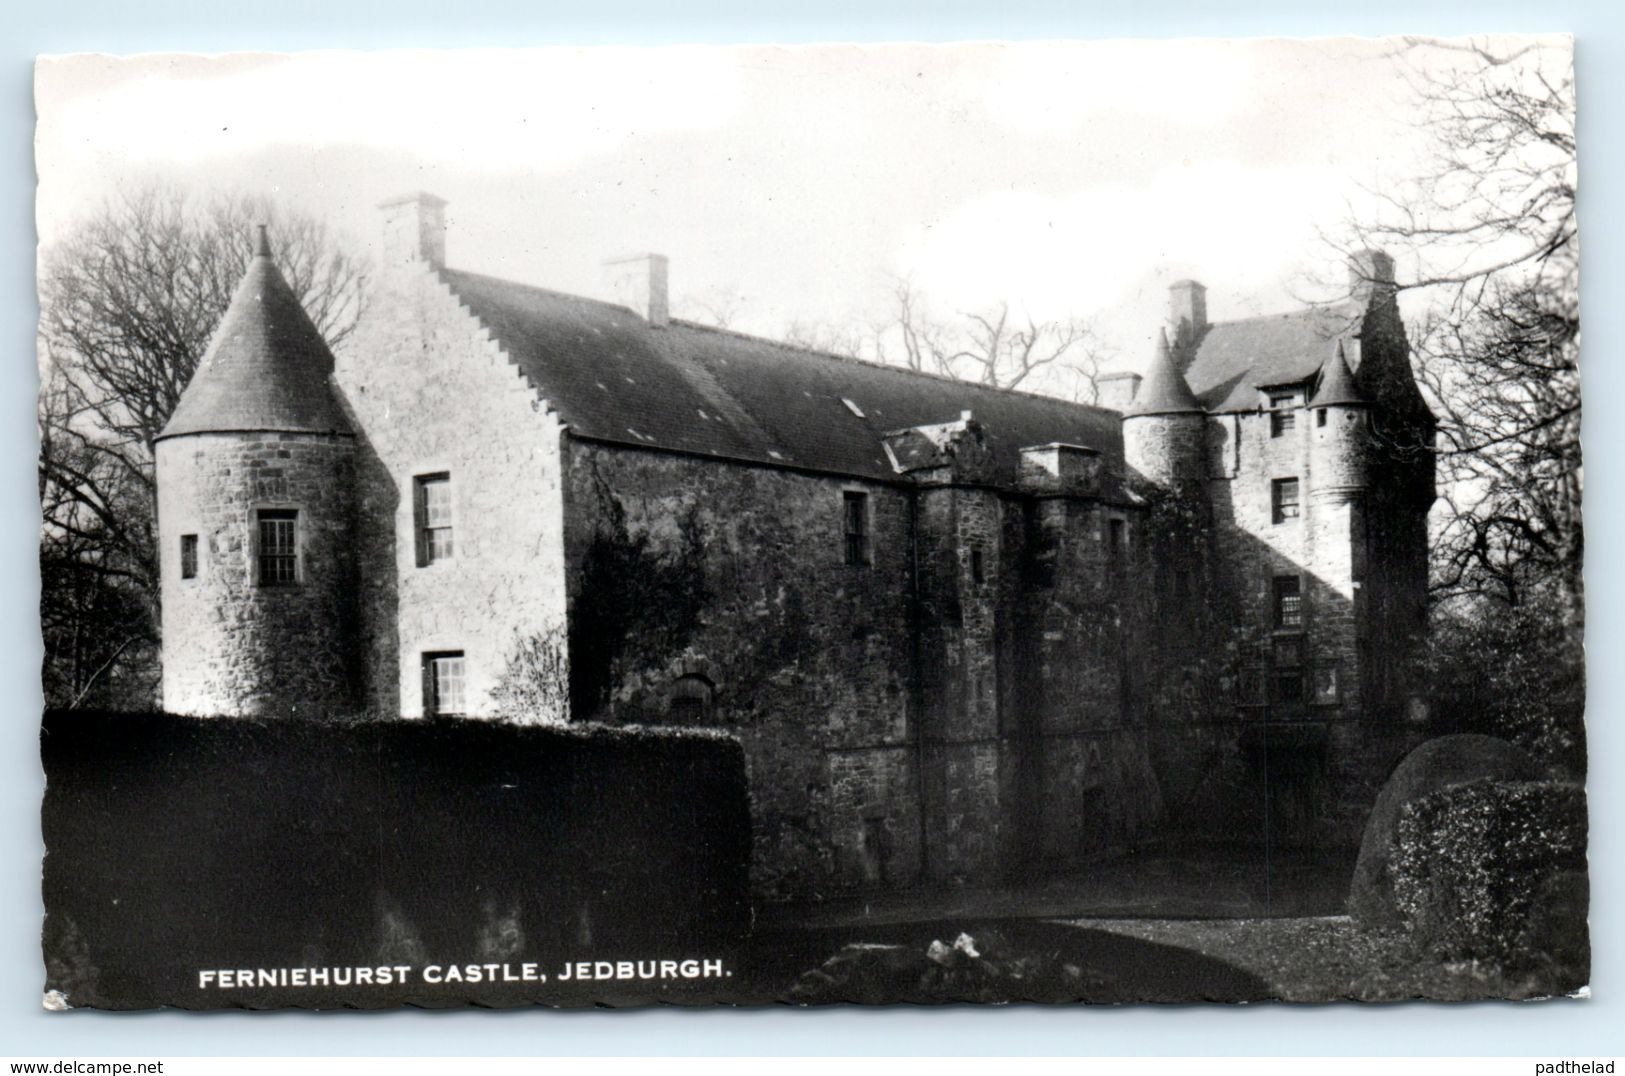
[1348,734,1540,926]
[1391,778,1587,976]
[42,709,752,1009]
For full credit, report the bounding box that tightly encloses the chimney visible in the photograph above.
[378,192,448,268]
[1349,248,1396,305]
[602,253,670,328]
[1167,279,1208,350]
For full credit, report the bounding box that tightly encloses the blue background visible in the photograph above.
[2,0,1619,1057]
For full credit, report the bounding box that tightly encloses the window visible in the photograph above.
[180,534,198,580]
[971,547,985,585]
[256,509,298,586]
[1316,408,1328,428]
[1273,575,1303,629]
[669,675,716,724]
[1273,637,1304,704]
[1108,518,1127,558]
[1314,665,1339,704]
[1237,666,1267,706]
[1270,393,1298,437]
[414,473,453,565]
[1272,478,1301,523]
[843,491,869,566]
[423,651,467,717]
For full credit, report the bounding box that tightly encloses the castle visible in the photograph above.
[155,194,1436,900]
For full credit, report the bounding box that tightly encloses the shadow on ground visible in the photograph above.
[761,843,1354,933]
[739,917,1273,1004]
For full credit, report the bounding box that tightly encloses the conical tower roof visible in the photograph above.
[1127,328,1204,416]
[158,226,351,441]
[1309,341,1368,408]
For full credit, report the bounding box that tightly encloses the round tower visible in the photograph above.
[154,225,358,718]
[1308,341,1371,498]
[1123,328,1207,489]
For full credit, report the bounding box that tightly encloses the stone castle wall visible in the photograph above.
[560,440,920,897]
[334,261,570,721]
[559,439,1179,899]
[157,431,358,717]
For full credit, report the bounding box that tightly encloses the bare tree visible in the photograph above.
[37,186,369,708]
[780,318,871,360]
[1340,38,1578,608]
[878,278,1105,397]
[38,362,160,708]
[1342,37,1581,769]
[678,286,747,331]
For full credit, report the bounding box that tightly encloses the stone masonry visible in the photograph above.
[157,197,1435,901]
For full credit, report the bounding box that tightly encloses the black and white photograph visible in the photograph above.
[33,35,1586,1009]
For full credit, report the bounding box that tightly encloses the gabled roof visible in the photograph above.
[438,268,1124,485]
[1127,328,1202,416]
[160,228,351,441]
[1181,302,1364,413]
[1309,341,1368,408]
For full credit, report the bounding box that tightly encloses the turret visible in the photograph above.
[1123,328,1206,490]
[1308,341,1370,497]
[155,225,359,718]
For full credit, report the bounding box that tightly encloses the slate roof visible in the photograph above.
[1181,302,1364,413]
[438,268,1124,486]
[1309,341,1368,408]
[160,228,352,441]
[1127,328,1202,416]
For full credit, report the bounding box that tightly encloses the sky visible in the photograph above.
[31,38,1555,385]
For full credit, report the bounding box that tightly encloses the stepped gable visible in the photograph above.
[1127,328,1203,416]
[438,268,1123,485]
[160,227,351,441]
[1181,301,1363,413]
[1310,341,1368,408]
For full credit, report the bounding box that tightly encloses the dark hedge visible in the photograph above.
[1392,778,1587,980]
[1347,734,1540,927]
[41,709,752,1009]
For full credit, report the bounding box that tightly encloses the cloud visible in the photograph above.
[895,159,1355,321]
[39,49,744,173]
[975,40,1253,135]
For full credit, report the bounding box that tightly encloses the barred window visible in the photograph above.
[424,651,467,717]
[1273,575,1303,629]
[1272,478,1301,523]
[180,534,198,580]
[415,473,454,565]
[257,510,298,586]
[843,491,869,566]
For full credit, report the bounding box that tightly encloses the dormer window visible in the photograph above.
[1269,393,1300,437]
